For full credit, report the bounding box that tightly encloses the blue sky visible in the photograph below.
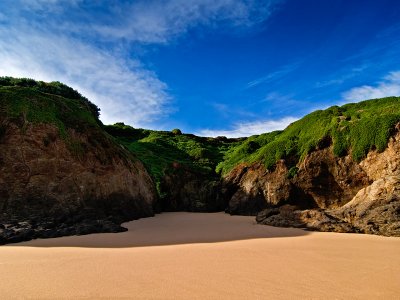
[0,0,400,137]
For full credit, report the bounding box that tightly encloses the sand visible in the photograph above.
[1,212,399,299]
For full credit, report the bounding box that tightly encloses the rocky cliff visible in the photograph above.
[226,127,400,236]
[1,78,399,243]
[0,82,157,244]
[104,123,236,213]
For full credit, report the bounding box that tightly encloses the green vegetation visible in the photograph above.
[217,97,400,174]
[1,77,399,194]
[0,78,104,160]
[215,130,281,174]
[105,123,238,196]
[287,166,299,179]
[0,86,99,137]
[171,128,182,135]
[0,76,100,120]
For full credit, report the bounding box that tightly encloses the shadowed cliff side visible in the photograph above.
[0,81,157,244]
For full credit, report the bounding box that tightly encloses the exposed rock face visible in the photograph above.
[0,121,157,244]
[256,205,355,233]
[223,161,290,215]
[332,176,400,236]
[293,148,370,208]
[329,130,400,236]
[359,126,400,180]
[159,164,225,212]
[225,129,400,236]
[224,149,370,215]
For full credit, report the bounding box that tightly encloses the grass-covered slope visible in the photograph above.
[105,123,239,195]
[217,97,400,174]
[0,77,100,134]
[3,77,399,193]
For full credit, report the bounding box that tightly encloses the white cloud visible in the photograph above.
[196,117,297,138]
[342,71,400,102]
[246,61,300,89]
[18,0,82,12]
[0,0,281,126]
[93,0,279,43]
[0,27,170,126]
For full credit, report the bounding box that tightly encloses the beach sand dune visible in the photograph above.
[1,212,399,299]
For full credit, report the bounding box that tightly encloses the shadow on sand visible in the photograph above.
[7,212,309,248]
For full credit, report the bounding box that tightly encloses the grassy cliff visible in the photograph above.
[0,77,100,134]
[0,78,141,166]
[2,77,400,197]
[105,123,239,196]
[217,97,400,174]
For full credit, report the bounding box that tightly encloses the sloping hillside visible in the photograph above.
[105,123,240,211]
[218,97,400,174]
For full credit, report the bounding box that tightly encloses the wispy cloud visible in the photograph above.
[342,70,400,102]
[315,64,369,88]
[19,0,82,11]
[245,61,300,89]
[0,0,281,126]
[0,26,170,126]
[93,0,281,44]
[196,116,297,138]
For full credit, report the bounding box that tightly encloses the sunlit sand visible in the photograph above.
[1,212,399,299]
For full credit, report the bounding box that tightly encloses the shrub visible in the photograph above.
[171,128,182,135]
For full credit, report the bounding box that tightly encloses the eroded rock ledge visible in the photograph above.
[224,130,400,237]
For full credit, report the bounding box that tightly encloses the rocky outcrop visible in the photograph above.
[0,121,157,244]
[332,176,400,236]
[223,161,291,215]
[225,129,400,236]
[256,175,400,237]
[256,205,355,233]
[224,148,370,215]
[159,164,225,212]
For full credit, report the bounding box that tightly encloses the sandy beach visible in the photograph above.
[1,212,399,299]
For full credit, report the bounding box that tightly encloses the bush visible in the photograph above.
[171,128,182,135]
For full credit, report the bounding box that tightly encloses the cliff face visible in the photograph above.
[1,80,399,242]
[0,121,156,244]
[226,129,400,236]
[104,123,236,213]
[224,148,370,215]
[159,165,225,212]
[333,128,400,236]
[0,85,157,244]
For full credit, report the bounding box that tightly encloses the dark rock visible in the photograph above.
[256,206,354,233]
[159,166,225,212]
[0,228,35,244]
[0,113,157,244]
[255,208,280,223]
